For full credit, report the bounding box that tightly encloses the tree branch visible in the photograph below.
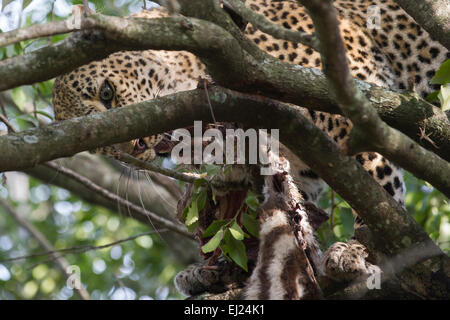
[0,19,89,48]
[0,86,447,260]
[298,0,450,197]
[0,13,448,161]
[223,0,320,51]
[393,0,450,51]
[0,86,448,198]
[24,153,198,265]
[43,161,195,240]
[0,197,91,300]
[299,0,449,298]
[0,229,167,263]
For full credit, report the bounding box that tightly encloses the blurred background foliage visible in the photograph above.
[0,0,449,300]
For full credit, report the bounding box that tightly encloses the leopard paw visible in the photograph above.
[174,263,221,296]
[322,240,381,282]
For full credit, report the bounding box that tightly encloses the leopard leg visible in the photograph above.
[174,263,221,297]
[174,258,250,297]
[322,152,404,281]
[322,239,381,282]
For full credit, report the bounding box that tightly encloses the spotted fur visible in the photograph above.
[52,0,449,297]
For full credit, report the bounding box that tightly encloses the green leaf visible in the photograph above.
[202,220,229,238]
[193,178,207,189]
[196,187,207,212]
[223,231,248,271]
[340,207,354,235]
[186,221,198,233]
[229,220,246,240]
[50,34,69,43]
[245,191,260,211]
[185,200,198,226]
[439,84,450,111]
[11,87,28,109]
[242,213,259,237]
[201,229,223,253]
[333,224,346,238]
[204,164,221,176]
[337,201,351,209]
[37,81,54,97]
[430,59,450,85]
[16,114,39,127]
[426,91,440,102]
[33,110,54,120]
[210,186,217,205]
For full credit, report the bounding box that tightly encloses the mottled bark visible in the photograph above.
[393,0,450,50]
[0,87,446,259]
[0,13,449,161]
[0,2,448,299]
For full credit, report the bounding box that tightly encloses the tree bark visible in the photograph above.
[393,0,450,50]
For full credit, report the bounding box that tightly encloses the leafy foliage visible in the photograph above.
[0,0,448,301]
[179,164,260,272]
[0,174,184,300]
[426,59,450,111]
[316,172,450,255]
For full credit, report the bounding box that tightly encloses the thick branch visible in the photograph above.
[0,86,448,198]
[0,87,445,251]
[0,85,446,296]
[0,14,448,161]
[300,0,449,298]
[299,0,450,198]
[393,0,450,51]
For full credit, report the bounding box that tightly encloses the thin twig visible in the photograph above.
[0,229,167,263]
[0,197,91,300]
[44,161,195,240]
[223,0,320,51]
[202,78,217,123]
[82,0,90,15]
[0,114,16,133]
[0,19,88,48]
[118,152,203,183]
[330,189,335,229]
[48,0,56,45]
[0,94,7,118]
[118,152,250,191]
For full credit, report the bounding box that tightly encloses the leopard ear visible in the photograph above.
[223,1,248,31]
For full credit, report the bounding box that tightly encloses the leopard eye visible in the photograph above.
[135,139,147,151]
[99,80,114,104]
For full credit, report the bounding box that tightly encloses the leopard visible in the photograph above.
[52,0,449,299]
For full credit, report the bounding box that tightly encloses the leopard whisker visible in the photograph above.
[142,170,177,211]
[124,166,134,219]
[136,170,169,244]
